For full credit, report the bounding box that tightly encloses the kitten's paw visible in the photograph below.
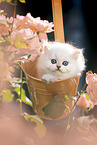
[42,74,57,84]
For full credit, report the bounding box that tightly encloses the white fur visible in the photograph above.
[36,42,85,83]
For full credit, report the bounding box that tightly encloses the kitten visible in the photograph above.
[36,42,85,84]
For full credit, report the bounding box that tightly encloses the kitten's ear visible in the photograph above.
[73,49,82,59]
[43,42,50,53]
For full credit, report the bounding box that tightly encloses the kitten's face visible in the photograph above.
[43,45,80,77]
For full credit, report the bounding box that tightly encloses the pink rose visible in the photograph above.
[7,12,54,62]
[0,12,53,63]
[38,32,48,43]
[86,71,97,105]
[14,13,54,33]
[15,35,42,62]
[8,34,42,62]
[0,15,12,37]
[11,28,35,41]
[11,30,42,53]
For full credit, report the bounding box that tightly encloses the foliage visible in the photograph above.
[22,113,46,138]
[1,89,14,102]
[14,87,32,107]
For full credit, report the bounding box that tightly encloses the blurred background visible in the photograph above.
[0,0,97,145]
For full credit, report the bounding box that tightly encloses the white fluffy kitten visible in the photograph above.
[36,42,85,84]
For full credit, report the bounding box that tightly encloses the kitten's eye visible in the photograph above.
[51,59,57,64]
[62,61,68,66]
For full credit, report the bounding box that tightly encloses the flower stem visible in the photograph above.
[10,0,17,37]
[66,82,87,130]
[19,65,23,114]
[81,82,87,92]
[4,2,7,14]
[66,93,81,130]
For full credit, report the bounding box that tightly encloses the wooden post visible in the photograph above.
[52,0,65,42]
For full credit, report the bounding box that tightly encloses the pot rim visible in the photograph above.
[21,62,80,84]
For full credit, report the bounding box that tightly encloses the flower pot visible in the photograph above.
[21,60,80,120]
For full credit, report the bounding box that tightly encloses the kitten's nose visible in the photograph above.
[57,65,61,69]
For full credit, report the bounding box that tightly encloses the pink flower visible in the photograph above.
[10,28,42,52]
[86,71,97,105]
[9,12,53,62]
[14,13,54,33]
[77,93,94,110]
[38,32,48,43]
[0,13,53,63]
[8,31,42,62]
[0,15,12,37]
[15,35,42,62]
[0,25,9,36]
[11,28,35,41]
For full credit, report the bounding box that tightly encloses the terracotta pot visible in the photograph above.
[21,61,80,120]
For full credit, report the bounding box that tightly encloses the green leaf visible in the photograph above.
[0,0,11,3]
[7,21,13,26]
[1,89,14,103]
[25,36,35,40]
[87,102,92,111]
[14,87,32,107]
[0,37,4,41]
[21,95,32,107]
[19,0,26,3]
[84,93,90,101]
[14,37,27,49]
[15,54,31,61]
[64,95,70,101]
[64,95,77,101]
[22,113,46,138]
[15,54,31,59]
[42,95,66,119]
